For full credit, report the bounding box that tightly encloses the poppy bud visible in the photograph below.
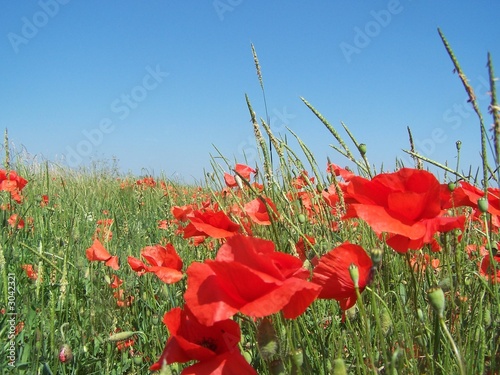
[456,140,462,150]
[478,197,489,213]
[331,358,347,375]
[358,143,367,156]
[349,263,359,289]
[417,308,425,323]
[447,182,456,192]
[484,308,492,327]
[133,356,143,365]
[59,343,73,363]
[243,350,253,364]
[152,314,159,325]
[427,286,445,318]
[380,307,393,335]
[290,349,303,369]
[370,248,383,268]
[297,214,307,224]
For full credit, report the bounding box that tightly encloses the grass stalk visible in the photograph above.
[438,28,490,191]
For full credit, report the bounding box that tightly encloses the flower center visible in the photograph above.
[199,337,217,352]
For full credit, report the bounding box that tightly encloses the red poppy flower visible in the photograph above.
[244,197,279,225]
[127,244,183,284]
[343,168,465,253]
[85,239,120,270]
[291,171,315,190]
[40,195,49,207]
[447,181,500,225]
[8,214,25,229]
[295,235,317,264]
[479,253,500,283]
[184,234,321,326]
[109,274,123,289]
[312,242,373,310]
[158,220,169,230]
[136,176,156,188]
[409,252,440,273]
[21,264,38,280]
[183,209,240,240]
[327,163,355,181]
[0,169,28,203]
[234,163,256,180]
[113,289,134,307]
[223,173,239,188]
[150,306,257,374]
[171,205,195,222]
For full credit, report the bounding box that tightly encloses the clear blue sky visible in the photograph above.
[2,1,499,183]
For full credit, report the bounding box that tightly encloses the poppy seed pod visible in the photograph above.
[478,197,489,213]
[427,286,445,318]
[370,248,383,268]
[331,358,347,375]
[290,349,304,369]
[447,181,456,192]
[349,263,359,289]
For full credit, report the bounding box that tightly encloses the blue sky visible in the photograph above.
[1,1,499,183]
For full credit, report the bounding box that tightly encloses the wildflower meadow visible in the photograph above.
[1,30,499,374]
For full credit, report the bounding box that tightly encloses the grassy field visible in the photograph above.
[1,34,499,375]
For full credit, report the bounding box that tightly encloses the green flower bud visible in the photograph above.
[417,308,425,323]
[243,350,253,364]
[484,308,492,327]
[332,358,347,375]
[297,214,307,224]
[456,140,462,150]
[290,349,303,369]
[133,356,143,365]
[370,248,383,268]
[349,263,359,288]
[380,308,393,335]
[427,286,445,318]
[447,181,456,192]
[478,197,489,213]
[358,143,367,156]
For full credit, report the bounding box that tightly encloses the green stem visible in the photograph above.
[439,318,465,375]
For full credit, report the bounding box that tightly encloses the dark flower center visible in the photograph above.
[199,337,217,352]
